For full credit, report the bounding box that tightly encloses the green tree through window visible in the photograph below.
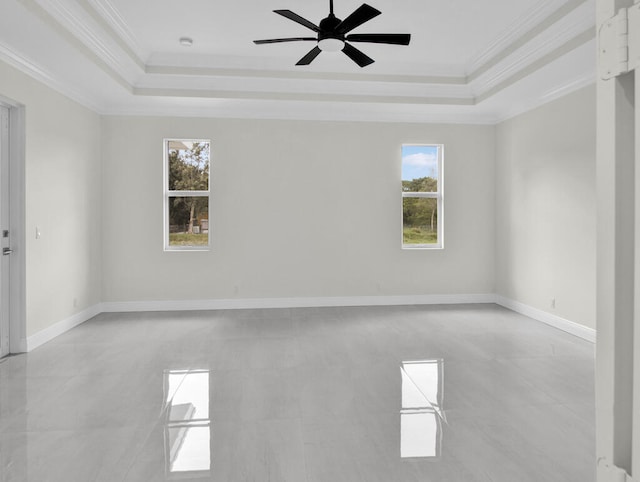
[401,145,443,248]
[165,140,210,249]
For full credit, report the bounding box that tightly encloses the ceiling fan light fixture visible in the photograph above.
[318,37,344,52]
[254,2,410,67]
[179,37,193,47]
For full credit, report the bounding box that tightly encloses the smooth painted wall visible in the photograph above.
[0,60,102,336]
[495,85,596,329]
[101,117,495,302]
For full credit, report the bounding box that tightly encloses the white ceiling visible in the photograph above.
[0,0,596,123]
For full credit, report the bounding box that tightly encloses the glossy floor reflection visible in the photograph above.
[0,304,595,481]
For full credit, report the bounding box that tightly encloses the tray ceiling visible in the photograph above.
[0,0,596,123]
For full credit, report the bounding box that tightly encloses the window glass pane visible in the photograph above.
[402,145,438,193]
[403,198,438,245]
[169,196,209,247]
[168,141,210,191]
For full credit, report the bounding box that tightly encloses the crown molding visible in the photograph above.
[99,99,498,125]
[21,0,134,90]
[494,70,595,124]
[145,64,466,85]
[475,28,595,103]
[35,0,122,73]
[470,0,594,98]
[81,0,147,69]
[466,0,589,78]
[1,0,596,124]
[0,41,102,112]
[132,87,475,105]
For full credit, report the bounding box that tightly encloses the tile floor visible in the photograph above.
[0,304,595,481]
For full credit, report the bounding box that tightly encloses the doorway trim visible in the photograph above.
[0,96,26,354]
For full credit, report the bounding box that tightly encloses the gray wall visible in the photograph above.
[101,117,496,302]
[0,60,102,337]
[495,85,597,329]
[0,56,598,339]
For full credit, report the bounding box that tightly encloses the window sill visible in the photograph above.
[402,244,443,250]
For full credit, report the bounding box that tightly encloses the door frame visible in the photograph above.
[0,96,26,354]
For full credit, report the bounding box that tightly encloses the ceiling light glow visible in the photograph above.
[318,38,345,52]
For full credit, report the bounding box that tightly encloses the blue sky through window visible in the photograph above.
[402,145,438,181]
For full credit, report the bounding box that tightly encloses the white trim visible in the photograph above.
[101,294,497,313]
[494,71,596,123]
[84,0,148,66]
[22,294,600,350]
[472,19,596,98]
[0,43,102,113]
[495,295,596,343]
[0,100,27,355]
[25,304,103,352]
[44,0,123,70]
[466,0,576,75]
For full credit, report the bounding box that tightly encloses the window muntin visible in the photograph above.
[164,140,210,251]
[401,144,443,249]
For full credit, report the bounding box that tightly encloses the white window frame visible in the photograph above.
[163,138,211,252]
[401,144,444,250]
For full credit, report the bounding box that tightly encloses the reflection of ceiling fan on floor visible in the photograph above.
[254,0,411,67]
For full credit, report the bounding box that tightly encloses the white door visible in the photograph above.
[0,105,10,358]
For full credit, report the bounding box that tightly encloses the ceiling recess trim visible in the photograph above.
[81,0,147,69]
[0,41,102,111]
[466,0,589,78]
[144,65,466,85]
[132,88,476,106]
[0,0,597,123]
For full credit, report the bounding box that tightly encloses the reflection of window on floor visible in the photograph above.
[400,359,444,458]
[164,369,211,477]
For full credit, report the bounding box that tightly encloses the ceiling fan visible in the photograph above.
[253,0,411,68]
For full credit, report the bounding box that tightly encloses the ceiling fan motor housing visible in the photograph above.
[318,14,346,51]
[319,14,343,40]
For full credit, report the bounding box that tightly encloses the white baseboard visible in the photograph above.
[495,295,596,343]
[101,293,497,313]
[25,304,103,352]
[22,293,597,352]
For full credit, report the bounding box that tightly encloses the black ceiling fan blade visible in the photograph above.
[296,46,322,65]
[254,37,317,45]
[274,10,321,33]
[336,4,381,34]
[342,42,374,67]
[346,33,411,45]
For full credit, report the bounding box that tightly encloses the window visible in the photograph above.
[164,139,210,251]
[401,144,443,249]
